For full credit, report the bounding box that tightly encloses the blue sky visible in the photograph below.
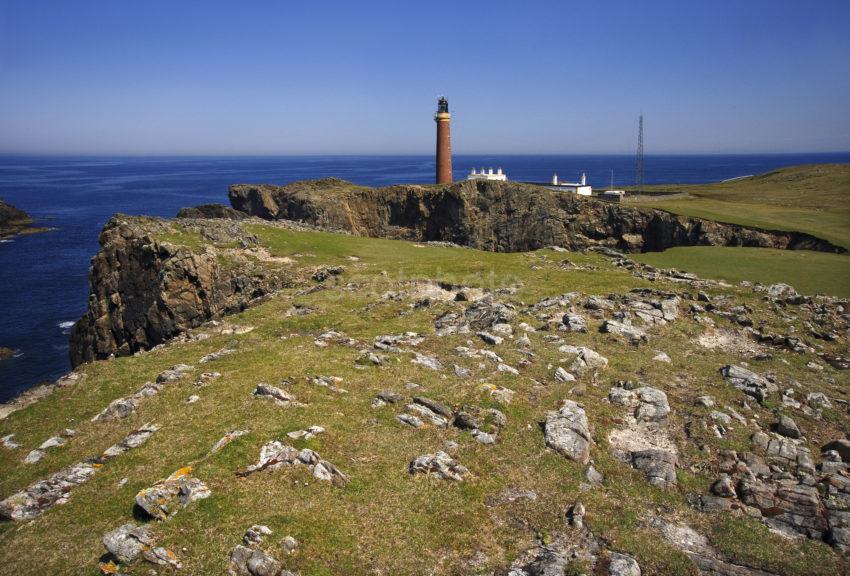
[1,0,848,155]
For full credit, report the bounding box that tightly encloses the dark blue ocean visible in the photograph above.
[1,153,849,401]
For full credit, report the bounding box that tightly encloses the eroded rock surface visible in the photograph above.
[239,441,349,487]
[409,451,471,481]
[135,466,211,520]
[70,216,290,366]
[228,179,844,254]
[544,400,592,464]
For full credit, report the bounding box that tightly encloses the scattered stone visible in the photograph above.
[585,296,615,311]
[477,331,503,345]
[156,364,194,383]
[284,303,313,317]
[254,383,299,406]
[239,441,348,487]
[92,365,192,422]
[711,475,737,498]
[39,435,67,449]
[314,330,356,348]
[567,501,585,529]
[23,450,44,464]
[377,390,404,404]
[282,535,298,554]
[652,351,671,363]
[194,371,221,387]
[464,298,517,331]
[720,364,777,403]
[634,387,670,422]
[142,547,182,569]
[554,366,575,383]
[608,552,641,576]
[412,396,453,419]
[695,396,715,408]
[374,332,424,352]
[411,353,444,371]
[0,424,159,520]
[102,523,156,563]
[135,466,211,520]
[710,411,732,426]
[286,425,325,440]
[631,449,678,488]
[586,465,604,486]
[480,384,515,404]
[544,400,592,464]
[409,451,471,481]
[453,364,471,378]
[310,374,347,393]
[103,423,161,458]
[186,394,201,404]
[569,347,608,376]
[0,461,97,520]
[562,313,588,333]
[822,439,850,462]
[312,265,344,282]
[497,362,519,375]
[228,545,282,576]
[609,387,635,406]
[210,430,250,454]
[807,392,832,409]
[199,347,236,363]
[1,434,20,449]
[397,414,424,428]
[775,414,801,439]
[92,397,140,422]
[602,319,647,342]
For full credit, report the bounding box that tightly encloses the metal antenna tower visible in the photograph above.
[634,114,644,192]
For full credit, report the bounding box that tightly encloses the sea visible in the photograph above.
[1,152,849,402]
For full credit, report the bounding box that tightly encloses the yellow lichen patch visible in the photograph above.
[169,466,193,479]
[99,560,118,574]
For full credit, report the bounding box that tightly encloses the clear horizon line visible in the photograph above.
[1,151,849,159]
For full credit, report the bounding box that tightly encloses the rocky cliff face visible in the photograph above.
[176,203,248,220]
[0,200,37,239]
[229,178,844,254]
[69,216,290,367]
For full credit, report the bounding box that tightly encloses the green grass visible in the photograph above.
[633,246,850,297]
[627,164,850,249]
[0,221,848,575]
[710,516,846,576]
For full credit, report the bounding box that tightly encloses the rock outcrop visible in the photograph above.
[69,216,290,366]
[228,178,844,253]
[0,199,41,239]
[176,203,248,220]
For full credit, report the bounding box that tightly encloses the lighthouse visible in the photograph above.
[434,96,452,184]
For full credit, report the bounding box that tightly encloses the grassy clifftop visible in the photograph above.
[626,164,850,249]
[626,164,850,292]
[0,218,848,575]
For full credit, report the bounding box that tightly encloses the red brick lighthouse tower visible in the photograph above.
[434,96,453,184]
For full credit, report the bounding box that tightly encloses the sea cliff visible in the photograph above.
[228,178,844,254]
[68,216,291,367]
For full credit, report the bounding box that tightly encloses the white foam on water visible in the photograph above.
[58,321,75,334]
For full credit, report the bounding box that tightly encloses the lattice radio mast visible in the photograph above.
[634,114,644,192]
